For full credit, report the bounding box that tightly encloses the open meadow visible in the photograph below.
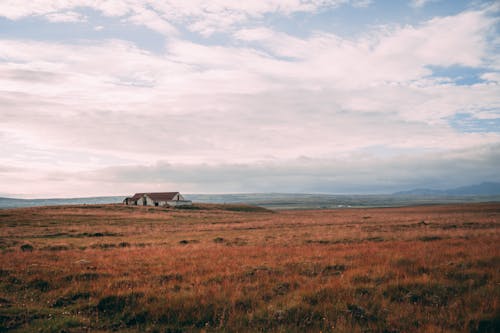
[0,203,499,332]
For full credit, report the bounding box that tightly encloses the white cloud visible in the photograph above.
[125,7,177,35]
[232,8,495,85]
[3,143,500,197]
[0,3,499,196]
[352,0,373,8]
[410,0,439,8]
[44,11,87,23]
[375,11,493,68]
[0,7,498,155]
[0,0,374,36]
[481,72,500,83]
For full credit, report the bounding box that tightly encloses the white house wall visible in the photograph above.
[144,195,155,206]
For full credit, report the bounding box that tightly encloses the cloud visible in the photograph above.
[0,0,374,36]
[352,0,373,8]
[410,0,439,8]
[376,11,494,68]
[125,7,177,35]
[4,143,499,197]
[481,72,500,83]
[0,7,498,160]
[0,3,499,196]
[44,11,87,23]
[92,144,500,192]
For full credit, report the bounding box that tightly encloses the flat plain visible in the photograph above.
[0,203,499,332]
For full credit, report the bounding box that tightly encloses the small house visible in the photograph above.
[123,192,192,207]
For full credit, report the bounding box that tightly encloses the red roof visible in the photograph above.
[146,192,179,201]
[131,192,180,201]
[130,193,145,200]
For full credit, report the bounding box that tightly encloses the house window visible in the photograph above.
[155,202,158,207]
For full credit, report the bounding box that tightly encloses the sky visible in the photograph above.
[1,0,500,198]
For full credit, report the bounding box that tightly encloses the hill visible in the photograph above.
[394,181,500,196]
[3,191,500,209]
[0,196,125,209]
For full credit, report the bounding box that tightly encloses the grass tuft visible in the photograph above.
[20,244,34,252]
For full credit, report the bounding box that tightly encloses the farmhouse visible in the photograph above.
[123,192,192,207]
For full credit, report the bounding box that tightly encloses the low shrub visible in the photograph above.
[97,293,143,317]
[27,279,51,292]
[52,292,91,307]
[384,283,460,306]
[20,244,34,252]
[418,236,443,242]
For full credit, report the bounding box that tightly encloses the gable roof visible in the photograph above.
[130,192,180,201]
[130,193,145,200]
[146,192,179,201]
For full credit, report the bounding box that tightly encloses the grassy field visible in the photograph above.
[0,203,499,332]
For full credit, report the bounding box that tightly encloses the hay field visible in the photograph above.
[0,203,499,332]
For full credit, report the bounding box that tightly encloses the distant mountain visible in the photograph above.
[0,196,125,209]
[2,189,500,209]
[394,182,500,196]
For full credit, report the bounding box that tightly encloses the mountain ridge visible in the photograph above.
[394,182,500,196]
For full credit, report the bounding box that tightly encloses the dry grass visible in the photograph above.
[0,203,499,332]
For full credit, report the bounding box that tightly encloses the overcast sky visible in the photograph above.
[1,0,499,198]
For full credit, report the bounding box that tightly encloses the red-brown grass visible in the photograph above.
[0,203,499,332]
